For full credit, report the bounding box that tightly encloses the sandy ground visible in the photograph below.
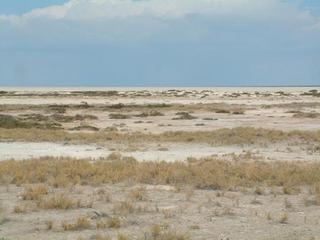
[1,183,320,240]
[1,142,319,162]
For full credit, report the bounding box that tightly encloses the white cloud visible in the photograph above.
[0,0,318,36]
[0,0,316,22]
[0,0,319,45]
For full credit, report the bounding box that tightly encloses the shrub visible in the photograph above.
[109,113,131,119]
[172,112,197,120]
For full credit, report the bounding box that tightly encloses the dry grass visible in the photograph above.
[1,127,319,145]
[145,225,190,240]
[14,203,28,214]
[282,186,300,195]
[37,194,76,210]
[1,156,320,191]
[129,187,148,201]
[96,217,121,229]
[107,217,121,228]
[22,185,48,201]
[114,201,135,215]
[279,212,289,224]
[62,216,91,231]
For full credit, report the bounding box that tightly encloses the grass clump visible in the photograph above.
[22,185,48,201]
[96,217,121,229]
[62,216,91,231]
[107,217,121,228]
[172,112,197,120]
[14,204,28,214]
[129,187,148,201]
[70,125,99,131]
[279,212,289,224]
[38,194,76,210]
[114,201,135,215]
[109,113,131,119]
[214,109,230,114]
[135,111,164,117]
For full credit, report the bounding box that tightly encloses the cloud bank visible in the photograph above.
[0,0,319,86]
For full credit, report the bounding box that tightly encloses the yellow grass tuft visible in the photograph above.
[22,185,48,201]
[279,212,289,224]
[62,216,91,231]
[129,187,148,201]
[38,194,75,210]
[96,217,121,229]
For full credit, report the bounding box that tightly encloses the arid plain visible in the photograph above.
[0,87,320,240]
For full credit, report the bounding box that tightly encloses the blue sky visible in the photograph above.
[0,0,319,87]
[0,0,68,15]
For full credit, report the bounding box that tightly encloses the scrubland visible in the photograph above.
[0,88,320,239]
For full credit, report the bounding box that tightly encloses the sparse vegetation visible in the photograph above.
[1,156,320,191]
[292,112,320,119]
[1,127,319,145]
[70,125,100,131]
[135,111,164,117]
[144,225,190,240]
[0,114,61,130]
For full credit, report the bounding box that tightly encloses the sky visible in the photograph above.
[0,0,319,87]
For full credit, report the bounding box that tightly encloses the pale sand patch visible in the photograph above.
[0,142,107,160]
[1,142,318,162]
